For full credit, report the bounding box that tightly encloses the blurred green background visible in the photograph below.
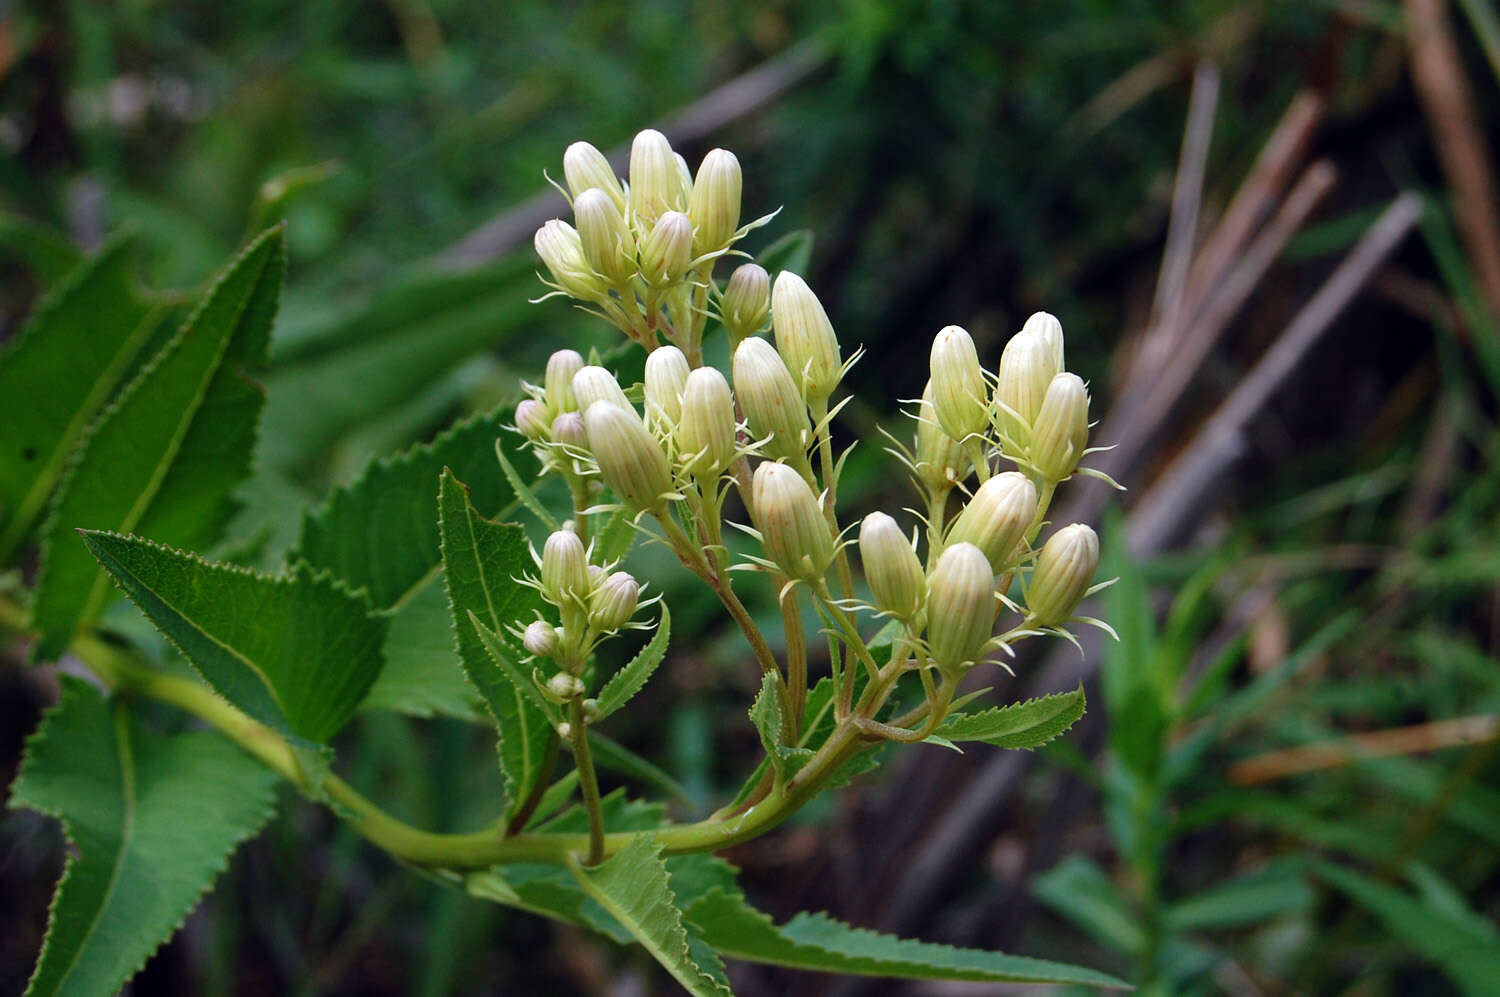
[4,0,1500,994]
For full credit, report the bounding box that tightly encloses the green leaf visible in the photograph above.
[594,605,671,719]
[0,212,84,282]
[31,228,285,659]
[9,677,278,997]
[593,507,638,564]
[930,684,1086,749]
[0,233,163,555]
[79,531,386,744]
[683,885,1129,988]
[1030,855,1143,956]
[749,672,813,784]
[757,229,814,278]
[588,730,694,805]
[494,436,559,531]
[1164,863,1314,931]
[360,576,485,720]
[567,836,731,997]
[437,469,552,817]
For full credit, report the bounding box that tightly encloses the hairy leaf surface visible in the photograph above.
[930,684,1086,749]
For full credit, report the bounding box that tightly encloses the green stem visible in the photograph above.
[568,696,606,865]
[779,584,808,736]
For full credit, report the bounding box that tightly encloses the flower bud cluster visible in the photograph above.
[525,528,648,675]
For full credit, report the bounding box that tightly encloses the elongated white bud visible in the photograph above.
[676,367,737,478]
[523,620,561,657]
[1022,311,1065,372]
[1030,372,1090,480]
[571,365,632,413]
[772,271,842,407]
[541,529,590,604]
[545,349,585,413]
[583,401,673,511]
[722,263,771,345]
[644,345,691,427]
[913,381,970,493]
[929,325,989,442]
[751,461,834,583]
[535,219,606,301]
[516,399,550,442]
[563,141,625,212]
[947,471,1037,572]
[925,542,997,673]
[733,337,812,463]
[689,148,742,254]
[574,188,636,285]
[1027,524,1099,626]
[639,210,694,287]
[995,332,1058,446]
[860,512,925,621]
[590,570,641,631]
[629,129,686,229]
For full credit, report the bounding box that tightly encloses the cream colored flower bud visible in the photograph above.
[929,325,990,442]
[925,542,997,673]
[947,471,1037,573]
[733,337,812,463]
[571,365,632,413]
[590,570,640,631]
[751,461,834,583]
[563,141,625,212]
[1021,311,1065,372]
[546,671,587,702]
[722,263,771,345]
[639,210,694,287]
[541,529,590,603]
[772,271,842,407]
[550,411,587,450]
[1030,372,1090,481]
[689,148,742,254]
[644,345,690,426]
[676,367,737,478]
[523,620,561,657]
[629,129,685,229]
[535,219,606,301]
[545,349,585,413]
[583,401,673,511]
[574,188,636,286]
[516,399,550,441]
[995,332,1058,444]
[1027,524,1099,627]
[914,381,970,493]
[859,512,925,621]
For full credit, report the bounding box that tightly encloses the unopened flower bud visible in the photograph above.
[947,471,1037,573]
[583,401,673,510]
[929,326,989,443]
[688,148,742,254]
[541,529,590,604]
[1022,311,1065,372]
[772,271,842,406]
[925,542,997,673]
[1030,372,1090,480]
[733,337,811,463]
[581,698,601,722]
[550,411,587,450]
[995,332,1058,446]
[721,263,771,344]
[639,210,694,287]
[629,129,686,229]
[574,188,636,286]
[644,345,690,426]
[676,367,737,478]
[571,365,632,413]
[859,512,925,621]
[516,399,550,441]
[545,349,585,413]
[914,381,971,493]
[546,671,586,702]
[535,219,606,302]
[1027,524,1099,627]
[563,141,625,212]
[523,620,561,657]
[751,461,835,583]
[590,570,640,630]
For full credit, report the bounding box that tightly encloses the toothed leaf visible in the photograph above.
[928,684,1086,750]
[593,605,670,719]
[749,672,813,785]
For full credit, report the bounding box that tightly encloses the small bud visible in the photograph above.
[545,349,585,413]
[925,542,997,673]
[523,620,561,657]
[550,411,587,450]
[994,332,1058,445]
[947,471,1037,573]
[571,365,632,413]
[547,672,587,701]
[751,461,835,583]
[574,188,636,285]
[563,141,625,212]
[541,529,590,604]
[534,219,607,302]
[556,721,573,739]
[1021,311,1065,372]
[516,399,550,442]
[688,148,742,253]
[583,401,674,510]
[590,570,641,631]
[859,512,925,621]
[929,326,990,443]
[581,698,601,722]
[721,263,771,344]
[628,129,686,229]
[733,337,811,463]
[676,367,737,478]
[914,381,970,492]
[1030,372,1090,480]
[644,345,691,427]
[772,271,842,407]
[1027,524,1099,627]
[639,210,694,287]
